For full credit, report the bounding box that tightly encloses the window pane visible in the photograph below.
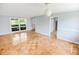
[11,27,19,31]
[11,18,19,31]
[20,27,26,30]
[19,18,26,30]
[11,19,19,25]
[19,18,26,24]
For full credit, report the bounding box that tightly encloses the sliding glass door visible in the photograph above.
[11,18,27,32]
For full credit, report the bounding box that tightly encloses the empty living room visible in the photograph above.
[0,3,79,55]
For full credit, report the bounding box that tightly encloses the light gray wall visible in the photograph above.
[52,11,79,44]
[0,16,11,35]
[26,18,33,30]
[30,17,36,30]
[0,15,50,36]
[32,15,50,36]
[0,16,32,35]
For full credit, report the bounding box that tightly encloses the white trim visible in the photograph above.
[0,30,27,36]
[58,37,79,45]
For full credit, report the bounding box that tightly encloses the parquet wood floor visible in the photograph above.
[0,31,79,55]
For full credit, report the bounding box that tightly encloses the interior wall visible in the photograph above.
[0,16,32,35]
[0,15,50,36]
[30,17,36,30]
[0,16,10,35]
[52,11,79,44]
[26,18,33,31]
[32,15,50,36]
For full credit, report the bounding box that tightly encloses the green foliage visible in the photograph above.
[11,18,27,25]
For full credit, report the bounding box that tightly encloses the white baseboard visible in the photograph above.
[58,37,79,45]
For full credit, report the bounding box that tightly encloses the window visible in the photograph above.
[11,18,27,32]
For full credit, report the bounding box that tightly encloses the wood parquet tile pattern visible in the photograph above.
[0,31,79,55]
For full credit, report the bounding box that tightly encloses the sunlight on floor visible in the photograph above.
[12,32,27,45]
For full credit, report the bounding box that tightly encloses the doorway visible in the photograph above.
[31,19,36,32]
[53,17,58,33]
[51,17,58,38]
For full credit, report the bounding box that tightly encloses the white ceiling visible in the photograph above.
[0,3,79,17]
